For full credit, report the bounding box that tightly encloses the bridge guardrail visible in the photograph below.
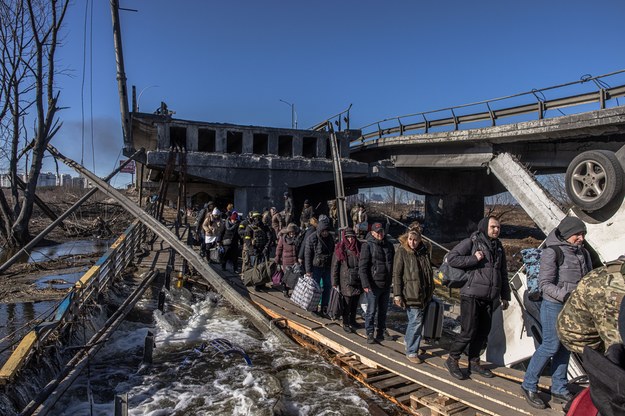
[356,70,625,144]
[0,220,147,386]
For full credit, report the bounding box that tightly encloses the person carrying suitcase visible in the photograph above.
[332,228,363,332]
[392,229,434,364]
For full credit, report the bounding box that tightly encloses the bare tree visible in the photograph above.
[0,0,69,248]
[485,191,518,221]
[540,173,572,209]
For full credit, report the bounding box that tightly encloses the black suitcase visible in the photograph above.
[423,297,443,340]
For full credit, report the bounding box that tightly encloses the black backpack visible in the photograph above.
[583,344,625,416]
[438,235,481,288]
[252,226,268,249]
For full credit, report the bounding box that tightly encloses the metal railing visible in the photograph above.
[356,70,625,144]
[0,220,147,386]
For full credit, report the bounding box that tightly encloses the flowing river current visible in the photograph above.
[45,283,403,415]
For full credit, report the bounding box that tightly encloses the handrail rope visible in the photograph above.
[358,69,625,131]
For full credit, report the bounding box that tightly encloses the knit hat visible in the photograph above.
[212,208,221,216]
[286,223,299,234]
[558,217,587,239]
[317,215,330,231]
[344,228,356,237]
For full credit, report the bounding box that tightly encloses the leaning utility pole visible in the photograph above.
[327,123,348,229]
[110,0,132,153]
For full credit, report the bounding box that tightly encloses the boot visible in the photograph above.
[445,356,465,380]
[375,329,392,341]
[521,387,546,409]
[469,359,494,378]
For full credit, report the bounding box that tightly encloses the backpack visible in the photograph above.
[251,226,268,249]
[520,246,564,301]
[438,235,480,288]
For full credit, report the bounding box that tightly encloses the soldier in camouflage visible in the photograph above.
[557,256,625,354]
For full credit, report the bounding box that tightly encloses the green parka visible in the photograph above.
[392,235,434,308]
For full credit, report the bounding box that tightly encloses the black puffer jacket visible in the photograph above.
[447,218,510,301]
[219,219,240,246]
[359,233,395,290]
[304,228,335,273]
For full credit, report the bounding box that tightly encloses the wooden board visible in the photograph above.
[0,332,38,385]
[251,294,562,416]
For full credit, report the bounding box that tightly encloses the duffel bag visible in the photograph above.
[291,275,322,312]
[242,260,275,287]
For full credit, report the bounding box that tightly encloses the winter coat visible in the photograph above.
[275,234,299,267]
[540,228,592,304]
[331,248,362,297]
[392,237,434,308]
[447,231,510,301]
[219,219,240,247]
[202,217,225,243]
[359,233,395,290]
[304,229,335,273]
[271,213,285,238]
[300,206,314,227]
[298,226,316,261]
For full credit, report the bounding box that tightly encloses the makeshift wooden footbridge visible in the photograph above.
[133,227,568,416]
[0,146,572,416]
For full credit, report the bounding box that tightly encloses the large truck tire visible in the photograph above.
[565,150,624,211]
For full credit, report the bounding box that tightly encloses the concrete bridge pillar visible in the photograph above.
[234,187,286,218]
[424,195,484,242]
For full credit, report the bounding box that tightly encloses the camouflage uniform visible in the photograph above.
[557,257,625,354]
[241,214,271,273]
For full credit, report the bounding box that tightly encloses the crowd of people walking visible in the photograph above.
[189,193,625,414]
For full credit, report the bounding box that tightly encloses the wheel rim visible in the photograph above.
[570,160,607,203]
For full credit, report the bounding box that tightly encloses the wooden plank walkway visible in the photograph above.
[215,266,566,416]
[140,232,566,416]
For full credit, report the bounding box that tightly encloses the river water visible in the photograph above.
[45,284,402,415]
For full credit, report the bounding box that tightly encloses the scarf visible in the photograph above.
[334,233,361,262]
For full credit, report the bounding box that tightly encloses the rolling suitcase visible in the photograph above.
[423,297,443,340]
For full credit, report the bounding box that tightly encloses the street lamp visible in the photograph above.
[138,85,159,112]
[279,99,297,129]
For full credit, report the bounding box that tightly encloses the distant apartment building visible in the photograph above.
[57,173,72,187]
[36,172,57,187]
[0,173,12,188]
[0,172,85,189]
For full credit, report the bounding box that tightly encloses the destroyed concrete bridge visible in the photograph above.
[127,76,625,240]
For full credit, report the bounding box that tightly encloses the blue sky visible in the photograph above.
[47,0,625,186]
